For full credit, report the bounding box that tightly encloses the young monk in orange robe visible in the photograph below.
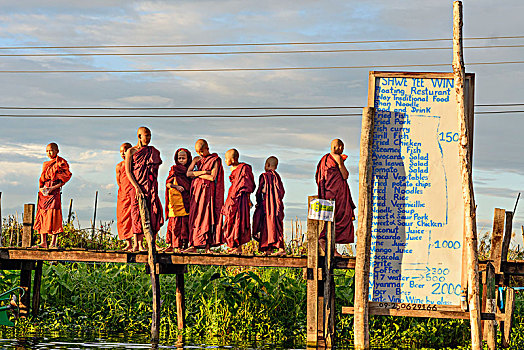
[116,142,134,251]
[219,149,256,255]
[315,138,356,256]
[164,148,192,252]
[184,139,224,254]
[252,156,285,256]
[125,127,164,252]
[34,143,72,249]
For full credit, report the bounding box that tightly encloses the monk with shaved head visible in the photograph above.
[184,139,224,253]
[218,149,255,254]
[125,127,164,251]
[315,138,356,256]
[33,143,72,248]
[116,142,134,250]
[253,156,286,255]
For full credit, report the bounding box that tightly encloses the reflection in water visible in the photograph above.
[0,335,307,350]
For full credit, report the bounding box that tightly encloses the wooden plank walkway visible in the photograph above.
[0,247,356,269]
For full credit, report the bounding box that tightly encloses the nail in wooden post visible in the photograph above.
[483,263,496,350]
[323,220,335,347]
[453,2,482,349]
[354,106,375,350]
[306,195,320,347]
[176,269,186,330]
[501,287,515,347]
[32,261,43,317]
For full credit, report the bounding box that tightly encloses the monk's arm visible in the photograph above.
[116,164,121,187]
[125,149,144,197]
[198,162,217,181]
[186,156,211,178]
[332,154,349,180]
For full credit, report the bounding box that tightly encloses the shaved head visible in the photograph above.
[47,142,59,152]
[265,156,278,171]
[331,138,344,154]
[226,148,239,160]
[195,139,210,157]
[121,142,132,150]
[137,126,151,135]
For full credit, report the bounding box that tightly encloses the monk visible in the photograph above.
[125,127,164,252]
[116,142,134,251]
[252,156,285,256]
[219,149,255,255]
[164,148,192,252]
[33,143,72,249]
[184,139,224,253]
[315,139,356,256]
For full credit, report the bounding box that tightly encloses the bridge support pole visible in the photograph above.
[176,270,185,330]
[20,204,35,318]
[306,195,322,347]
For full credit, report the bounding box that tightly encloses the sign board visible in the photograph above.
[367,71,474,306]
[308,199,335,222]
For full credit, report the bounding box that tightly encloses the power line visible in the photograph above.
[1,110,524,118]
[1,61,524,74]
[0,103,521,110]
[0,35,523,50]
[1,44,524,57]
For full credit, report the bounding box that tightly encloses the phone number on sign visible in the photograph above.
[377,303,438,311]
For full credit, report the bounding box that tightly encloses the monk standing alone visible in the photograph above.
[125,127,164,251]
[34,143,72,249]
[315,139,356,256]
[219,149,255,254]
[185,139,224,253]
[252,156,285,256]
[116,142,134,251]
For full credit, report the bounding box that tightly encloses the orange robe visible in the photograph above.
[116,161,133,240]
[34,156,72,235]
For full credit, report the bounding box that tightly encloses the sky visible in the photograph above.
[0,0,523,247]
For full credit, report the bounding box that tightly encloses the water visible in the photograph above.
[0,335,307,349]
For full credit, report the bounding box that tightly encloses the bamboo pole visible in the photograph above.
[453,2,482,349]
[67,198,73,224]
[354,107,375,350]
[92,191,98,239]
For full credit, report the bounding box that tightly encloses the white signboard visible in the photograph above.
[367,72,474,306]
[308,199,335,222]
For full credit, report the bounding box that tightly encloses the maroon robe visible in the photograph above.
[252,170,285,251]
[130,146,164,236]
[219,163,256,249]
[188,153,225,248]
[34,156,72,235]
[315,153,356,243]
[117,161,134,240]
[165,148,192,248]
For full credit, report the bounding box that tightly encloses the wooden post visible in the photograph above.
[67,198,73,224]
[22,204,35,248]
[138,196,161,342]
[323,220,335,347]
[92,191,98,239]
[20,204,36,317]
[483,263,497,350]
[490,208,506,274]
[32,261,43,317]
[306,195,320,347]
[501,287,515,348]
[453,2,482,349]
[501,211,513,265]
[354,106,375,350]
[176,270,186,330]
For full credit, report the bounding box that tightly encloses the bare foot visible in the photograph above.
[334,250,342,257]
[163,247,174,253]
[227,247,242,255]
[182,247,197,253]
[271,249,286,256]
[31,244,47,249]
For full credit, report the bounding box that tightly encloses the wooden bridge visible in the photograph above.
[1,203,523,348]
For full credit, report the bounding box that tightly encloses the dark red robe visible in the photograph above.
[117,161,133,240]
[130,146,164,237]
[188,153,225,248]
[219,163,256,249]
[34,156,72,235]
[165,148,192,249]
[252,170,285,251]
[315,153,356,243]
